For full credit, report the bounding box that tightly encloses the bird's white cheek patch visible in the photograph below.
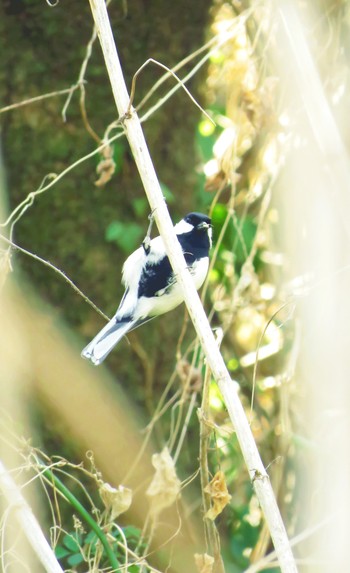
[174,219,194,235]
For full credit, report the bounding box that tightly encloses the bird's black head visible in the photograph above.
[175,212,212,258]
[184,212,211,229]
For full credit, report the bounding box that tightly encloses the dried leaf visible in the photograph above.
[194,553,214,573]
[177,359,203,393]
[95,144,116,187]
[146,447,181,515]
[99,482,132,520]
[204,470,231,520]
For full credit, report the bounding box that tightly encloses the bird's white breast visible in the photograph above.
[133,255,209,320]
[119,232,209,322]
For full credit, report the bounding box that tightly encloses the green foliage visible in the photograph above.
[196,117,222,163]
[105,220,144,253]
[55,532,85,567]
[159,181,175,204]
[132,197,149,217]
[211,202,258,275]
[105,182,175,253]
[55,525,142,570]
[195,110,225,209]
[112,141,127,175]
[229,506,260,568]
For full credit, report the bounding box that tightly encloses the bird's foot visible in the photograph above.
[142,209,156,254]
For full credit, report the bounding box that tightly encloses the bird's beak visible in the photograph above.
[197,222,211,230]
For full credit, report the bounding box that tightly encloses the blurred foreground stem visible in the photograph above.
[0,460,64,573]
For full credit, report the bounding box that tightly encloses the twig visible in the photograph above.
[0,138,119,230]
[135,30,229,113]
[250,301,295,421]
[0,460,64,573]
[62,26,101,142]
[137,11,254,124]
[168,348,200,454]
[128,58,214,125]
[0,234,109,321]
[198,365,225,573]
[0,86,79,115]
[173,390,197,464]
[0,35,230,234]
[87,2,297,571]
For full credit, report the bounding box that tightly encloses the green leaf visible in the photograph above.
[54,546,71,559]
[113,141,126,175]
[122,525,141,541]
[212,203,228,226]
[233,216,257,266]
[67,552,84,566]
[132,197,149,217]
[212,203,259,270]
[62,533,81,552]
[159,182,175,203]
[229,533,249,567]
[196,123,217,163]
[84,529,98,545]
[105,221,143,253]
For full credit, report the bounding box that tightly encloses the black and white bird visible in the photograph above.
[81,212,212,365]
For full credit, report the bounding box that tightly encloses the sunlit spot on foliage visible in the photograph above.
[209,267,220,282]
[259,376,279,390]
[203,158,219,177]
[227,357,239,371]
[240,338,283,368]
[260,283,276,300]
[262,139,279,172]
[209,48,225,65]
[198,119,216,137]
[216,435,230,456]
[213,126,236,158]
[244,495,262,528]
[209,381,225,411]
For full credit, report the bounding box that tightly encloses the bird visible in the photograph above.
[81,212,212,365]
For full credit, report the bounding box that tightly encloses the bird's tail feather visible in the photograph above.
[81,317,137,365]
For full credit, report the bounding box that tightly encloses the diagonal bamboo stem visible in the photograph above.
[0,461,64,573]
[87,1,298,571]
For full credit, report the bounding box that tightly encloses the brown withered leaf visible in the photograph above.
[146,447,181,515]
[99,482,132,520]
[95,144,116,187]
[194,553,214,573]
[176,359,203,393]
[204,470,232,520]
